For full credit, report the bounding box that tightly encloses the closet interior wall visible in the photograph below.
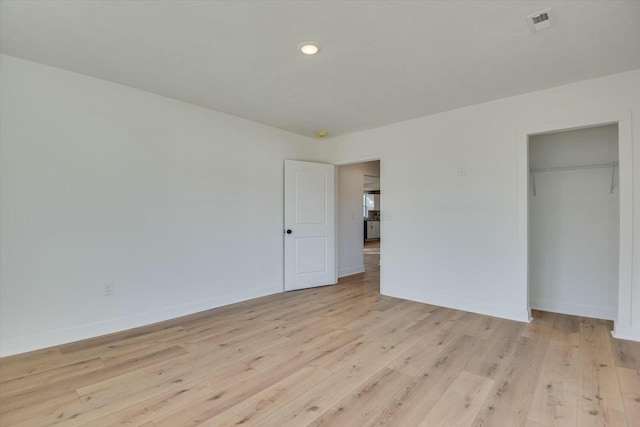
[528,124,619,320]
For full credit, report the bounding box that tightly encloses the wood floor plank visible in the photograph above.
[577,319,628,427]
[372,296,405,312]
[616,367,640,426]
[526,313,580,427]
[471,334,549,427]
[464,314,503,339]
[61,326,186,363]
[463,319,522,381]
[363,303,432,340]
[525,421,549,427]
[306,367,412,427]
[150,329,362,426]
[417,371,494,427]
[522,310,557,341]
[67,356,257,425]
[384,336,445,377]
[404,306,466,339]
[81,378,210,427]
[203,366,333,426]
[310,337,380,373]
[0,390,79,426]
[38,363,246,426]
[364,335,485,427]
[0,357,103,398]
[260,333,422,426]
[610,336,640,371]
[0,348,63,383]
[0,345,187,419]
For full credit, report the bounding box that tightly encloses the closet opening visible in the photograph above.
[528,124,619,321]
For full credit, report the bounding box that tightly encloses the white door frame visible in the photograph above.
[334,154,385,294]
[517,111,634,339]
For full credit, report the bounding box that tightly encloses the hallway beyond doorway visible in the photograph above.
[336,239,380,293]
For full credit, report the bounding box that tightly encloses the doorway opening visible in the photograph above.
[528,124,619,321]
[337,159,381,293]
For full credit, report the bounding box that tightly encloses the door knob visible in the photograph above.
[286,229,293,234]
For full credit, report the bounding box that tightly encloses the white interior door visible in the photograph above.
[284,160,336,291]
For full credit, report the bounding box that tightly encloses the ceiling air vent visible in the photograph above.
[527,9,554,32]
[531,13,549,25]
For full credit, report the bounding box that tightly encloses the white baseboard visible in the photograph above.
[612,323,640,342]
[530,298,616,320]
[0,285,280,357]
[339,265,365,278]
[383,289,530,323]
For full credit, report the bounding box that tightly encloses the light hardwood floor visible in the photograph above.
[1,242,639,426]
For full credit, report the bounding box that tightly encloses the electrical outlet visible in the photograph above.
[103,282,114,296]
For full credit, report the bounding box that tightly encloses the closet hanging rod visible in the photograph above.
[530,161,618,196]
[529,161,618,174]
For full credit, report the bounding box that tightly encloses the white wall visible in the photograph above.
[326,69,640,340]
[337,161,379,277]
[529,125,619,319]
[0,55,322,356]
[3,55,640,355]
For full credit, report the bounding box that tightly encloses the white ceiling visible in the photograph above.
[2,1,639,138]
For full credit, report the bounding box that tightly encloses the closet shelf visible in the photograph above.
[529,161,617,174]
[530,162,618,196]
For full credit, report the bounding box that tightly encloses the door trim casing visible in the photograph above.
[516,110,634,340]
[334,154,385,294]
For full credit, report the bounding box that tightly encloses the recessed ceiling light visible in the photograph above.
[316,131,328,138]
[300,43,319,55]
